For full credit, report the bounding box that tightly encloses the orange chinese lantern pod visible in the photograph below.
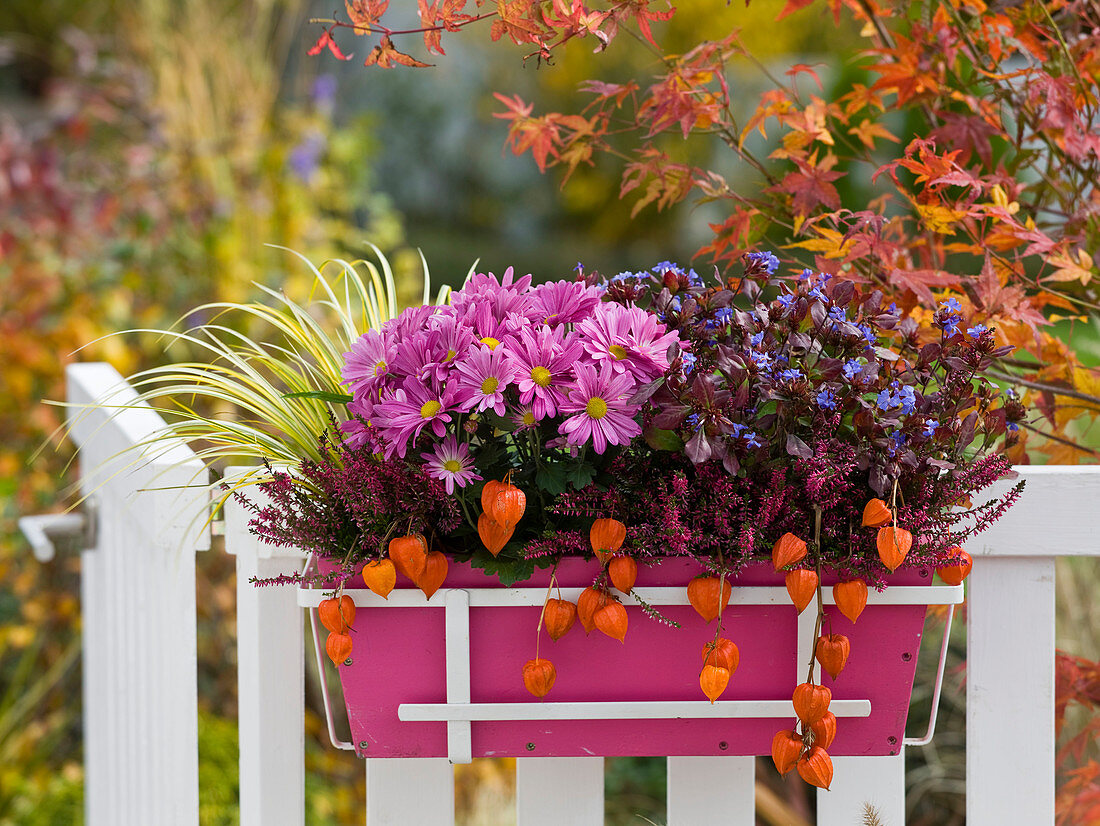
[833,579,868,623]
[594,601,628,642]
[318,595,356,633]
[771,730,803,776]
[388,534,428,583]
[792,682,832,725]
[480,479,506,513]
[608,556,638,593]
[796,745,833,790]
[590,518,626,562]
[862,498,893,528]
[785,569,819,614]
[577,587,612,634]
[477,512,514,557]
[938,548,973,586]
[544,598,578,641]
[489,483,526,529]
[522,658,556,698]
[362,559,396,599]
[771,532,808,570]
[815,634,851,681]
[701,638,740,674]
[876,525,913,572]
[809,711,837,750]
[418,551,448,599]
[325,632,353,667]
[686,576,732,623]
[699,664,730,703]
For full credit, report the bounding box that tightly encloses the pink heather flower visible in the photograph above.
[453,344,517,416]
[558,362,642,454]
[530,280,603,327]
[507,326,585,420]
[576,302,681,383]
[421,436,481,494]
[372,378,464,459]
[342,329,394,393]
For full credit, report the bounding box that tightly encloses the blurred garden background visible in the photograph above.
[2,0,1099,823]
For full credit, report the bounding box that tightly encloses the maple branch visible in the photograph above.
[1019,420,1100,457]
[987,368,1100,409]
[321,12,499,39]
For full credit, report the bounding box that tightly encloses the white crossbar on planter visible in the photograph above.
[40,363,1100,826]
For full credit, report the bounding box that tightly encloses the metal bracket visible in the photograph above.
[903,603,956,747]
[19,497,99,562]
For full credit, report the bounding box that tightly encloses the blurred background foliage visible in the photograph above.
[1,0,1097,823]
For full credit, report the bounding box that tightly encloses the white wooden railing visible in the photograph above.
[35,362,1100,825]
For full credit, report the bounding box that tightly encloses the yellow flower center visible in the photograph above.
[608,344,629,360]
[480,336,501,351]
[443,458,462,473]
[522,410,536,426]
[374,360,387,376]
[480,376,500,394]
[445,349,456,361]
[420,400,442,418]
[531,366,552,387]
[586,397,608,420]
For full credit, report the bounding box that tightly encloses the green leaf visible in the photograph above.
[282,390,353,404]
[565,461,597,490]
[535,462,569,496]
[467,547,535,585]
[643,425,684,452]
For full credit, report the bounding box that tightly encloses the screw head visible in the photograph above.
[919,568,930,578]
[901,652,912,662]
[344,658,353,666]
[526,742,536,751]
[359,741,370,750]
[888,736,898,745]
[718,741,729,751]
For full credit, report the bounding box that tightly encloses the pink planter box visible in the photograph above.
[305,558,939,761]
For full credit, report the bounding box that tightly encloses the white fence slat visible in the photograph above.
[666,756,754,826]
[516,757,604,825]
[817,752,905,825]
[967,556,1056,825]
[67,362,208,826]
[366,758,455,823]
[226,472,306,826]
[975,466,1100,557]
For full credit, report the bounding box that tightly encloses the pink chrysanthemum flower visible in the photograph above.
[507,326,585,420]
[421,311,477,383]
[372,378,464,459]
[453,344,517,416]
[558,362,642,454]
[530,279,603,327]
[339,395,381,451]
[511,405,538,432]
[451,267,534,323]
[576,302,681,383]
[342,329,394,393]
[421,436,481,494]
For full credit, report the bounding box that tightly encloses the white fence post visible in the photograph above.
[667,756,755,826]
[516,757,603,825]
[966,466,1100,826]
[817,752,906,825]
[366,758,455,823]
[223,468,306,826]
[66,362,210,826]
